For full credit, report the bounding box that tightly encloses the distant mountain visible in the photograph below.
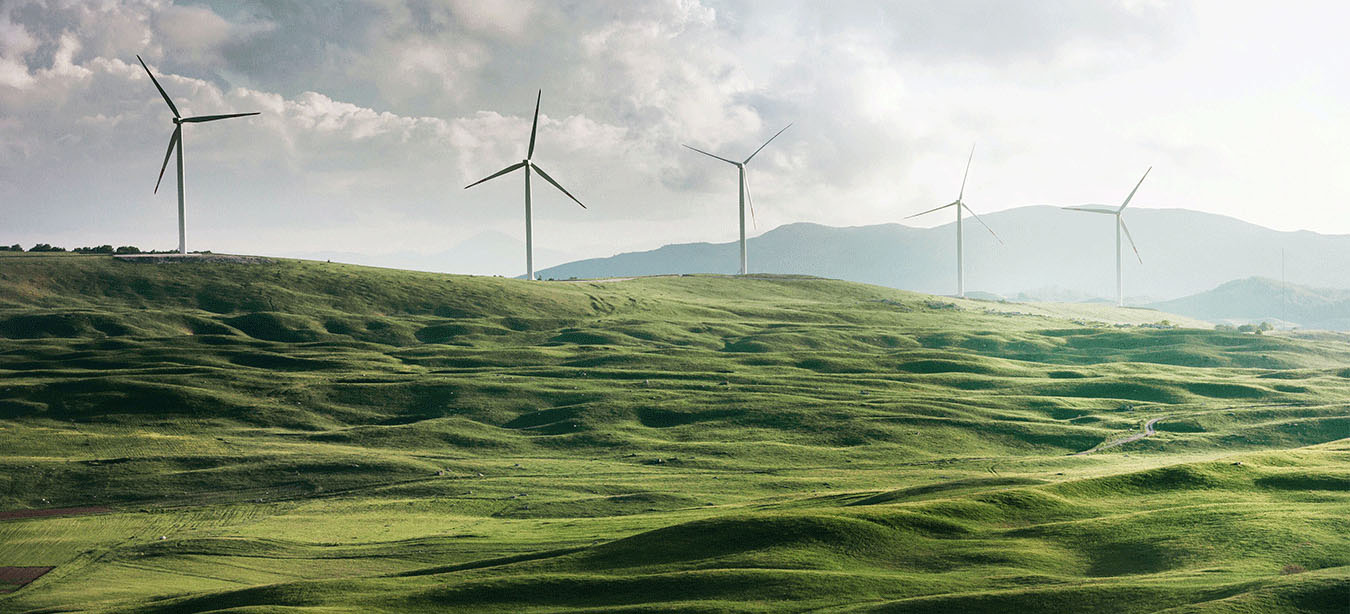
[1148,277,1350,330]
[535,207,1350,301]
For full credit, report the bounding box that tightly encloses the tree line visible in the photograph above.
[0,244,147,254]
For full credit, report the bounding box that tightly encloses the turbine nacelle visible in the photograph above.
[137,54,259,253]
[903,144,1002,298]
[1061,166,1151,265]
[463,90,587,281]
[904,145,1001,245]
[682,123,793,275]
[1061,167,1152,305]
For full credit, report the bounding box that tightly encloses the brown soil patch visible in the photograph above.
[0,506,111,521]
[0,567,53,592]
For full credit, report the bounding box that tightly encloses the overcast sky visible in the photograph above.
[2,0,1348,274]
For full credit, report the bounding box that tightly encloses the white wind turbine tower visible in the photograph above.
[464,90,586,281]
[905,145,1003,298]
[684,124,792,275]
[1063,167,1151,307]
[138,55,259,255]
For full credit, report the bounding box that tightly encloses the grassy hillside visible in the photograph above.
[0,253,1346,613]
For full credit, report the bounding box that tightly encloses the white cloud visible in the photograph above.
[0,6,37,88]
[42,32,89,78]
[0,0,1347,274]
[448,0,536,38]
[154,5,232,53]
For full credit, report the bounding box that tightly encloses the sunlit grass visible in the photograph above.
[0,253,1345,613]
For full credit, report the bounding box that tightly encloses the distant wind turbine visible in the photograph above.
[905,145,1003,298]
[1063,167,1151,307]
[464,90,586,281]
[684,124,792,275]
[137,55,259,255]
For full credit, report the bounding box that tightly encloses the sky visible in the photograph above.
[2,0,1348,275]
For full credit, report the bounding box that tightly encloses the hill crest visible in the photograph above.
[535,206,1350,301]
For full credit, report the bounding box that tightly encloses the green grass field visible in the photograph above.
[0,252,1346,613]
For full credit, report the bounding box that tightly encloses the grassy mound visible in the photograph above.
[0,253,1347,613]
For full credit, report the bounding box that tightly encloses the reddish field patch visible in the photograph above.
[0,506,111,521]
[0,567,53,592]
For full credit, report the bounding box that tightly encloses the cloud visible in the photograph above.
[447,0,536,38]
[153,4,274,67]
[1,0,1346,274]
[154,5,232,54]
[0,6,39,88]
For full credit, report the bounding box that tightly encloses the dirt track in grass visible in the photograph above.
[1075,417,1163,455]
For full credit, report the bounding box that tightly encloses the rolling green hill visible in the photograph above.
[0,253,1346,613]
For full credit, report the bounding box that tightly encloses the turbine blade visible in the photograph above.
[682,144,738,165]
[743,123,792,164]
[180,112,260,123]
[958,143,975,202]
[137,54,180,118]
[962,203,1004,245]
[527,90,541,159]
[1119,166,1151,211]
[904,200,960,219]
[530,162,586,209]
[463,161,526,190]
[1062,205,1118,214]
[1120,216,1142,264]
[154,126,181,194]
[744,170,758,230]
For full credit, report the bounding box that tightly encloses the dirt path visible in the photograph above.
[1074,417,1163,456]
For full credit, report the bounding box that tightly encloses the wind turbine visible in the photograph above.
[905,145,1003,298]
[464,90,586,281]
[1063,167,1151,307]
[683,123,792,275]
[137,55,259,255]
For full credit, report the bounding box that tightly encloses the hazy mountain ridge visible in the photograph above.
[1149,277,1350,330]
[535,207,1350,301]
